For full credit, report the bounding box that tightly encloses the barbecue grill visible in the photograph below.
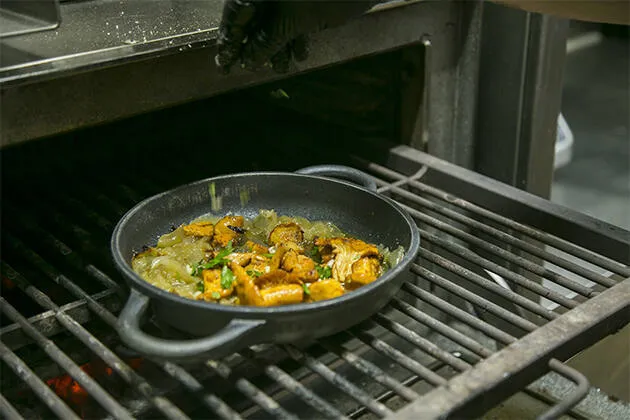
[1,1,629,419]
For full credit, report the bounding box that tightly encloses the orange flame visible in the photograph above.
[45,358,143,416]
[2,275,16,290]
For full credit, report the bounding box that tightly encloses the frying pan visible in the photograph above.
[112,165,420,360]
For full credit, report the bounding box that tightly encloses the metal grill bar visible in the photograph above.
[3,202,122,295]
[3,233,111,296]
[160,362,242,420]
[318,339,420,401]
[418,247,557,320]
[371,316,470,371]
[411,264,537,332]
[400,283,515,345]
[411,262,537,332]
[0,341,79,420]
[366,159,629,277]
[376,167,428,195]
[391,278,630,419]
[2,145,628,420]
[3,198,244,418]
[415,225,581,307]
[0,392,24,420]
[207,359,299,420]
[0,298,133,420]
[539,360,590,420]
[239,348,348,420]
[7,176,412,418]
[43,191,114,233]
[390,298,491,359]
[1,231,247,420]
[2,182,476,418]
[522,389,589,420]
[350,330,448,387]
[372,176,603,295]
[4,195,108,247]
[284,345,394,418]
[0,262,188,420]
[381,298,595,419]
[346,368,442,419]
[0,288,120,351]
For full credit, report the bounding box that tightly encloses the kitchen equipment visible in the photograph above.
[1,131,628,417]
[112,165,420,360]
[2,1,628,418]
[0,0,60,39]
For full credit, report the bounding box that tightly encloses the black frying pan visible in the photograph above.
[112,165,420,360]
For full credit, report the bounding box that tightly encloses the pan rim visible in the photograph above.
[111,171,420,316]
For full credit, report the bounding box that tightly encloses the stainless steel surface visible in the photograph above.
[0,0,408,80]
[0,0,60,39]
[0,0,481,164]
[0,0,223,75]
[474,3,569,197]
[413,0,482,169]
[1,130,628,418]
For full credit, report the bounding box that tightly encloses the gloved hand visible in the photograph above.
[215,0,379,74]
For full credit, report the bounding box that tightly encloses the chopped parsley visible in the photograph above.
[191,262,203,276]
[316,265,332,279]
[302,283,310,295]
[221,265,235,289]
[211,291,221,300]
[262,253,274,259]
[195,282,204,292]
[192,241,234,276]
[309,247,322,263]
[246,269,262,277]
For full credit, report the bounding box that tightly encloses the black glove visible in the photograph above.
[215,0,379,74]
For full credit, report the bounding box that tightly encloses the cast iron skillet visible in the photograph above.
[112,165,420,360]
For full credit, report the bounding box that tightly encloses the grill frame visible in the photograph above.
[1,145,629,419]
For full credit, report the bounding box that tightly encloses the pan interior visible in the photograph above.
[117,173,413,257]
[112,172,417,312]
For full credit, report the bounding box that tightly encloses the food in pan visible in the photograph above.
[131,210,404,306]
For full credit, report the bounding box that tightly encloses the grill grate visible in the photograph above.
[1,144,629,420]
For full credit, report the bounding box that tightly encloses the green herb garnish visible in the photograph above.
[262,253,274,258]
[192,241,234,276]
[221,265,235,289]
[211,291,221,299]
[196,282,204,292]
[302,283,310,295]
[209,182,222,211]
[191,261,203,276]
[270,88,290,99]
[316,265,332,279]
[309,247,322,263]
[239,188,250,206]
[246,269,262,277]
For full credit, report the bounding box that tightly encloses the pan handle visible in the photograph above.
[117,289,265,360]
[296,165,378,192]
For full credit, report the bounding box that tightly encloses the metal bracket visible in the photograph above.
[538,359,590,420]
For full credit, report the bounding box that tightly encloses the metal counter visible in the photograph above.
[1,0,223,83]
